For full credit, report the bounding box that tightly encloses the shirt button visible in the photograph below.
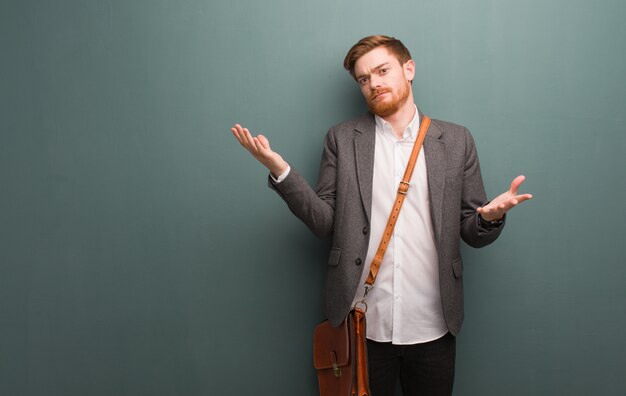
[355,258,362,266]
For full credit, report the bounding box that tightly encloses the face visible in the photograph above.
[353,46,415,118]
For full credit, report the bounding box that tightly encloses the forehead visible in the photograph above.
[354,46,401,74]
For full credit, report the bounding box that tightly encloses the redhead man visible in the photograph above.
[231,35,532,395]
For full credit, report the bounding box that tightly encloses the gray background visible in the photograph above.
[2,0,625,395]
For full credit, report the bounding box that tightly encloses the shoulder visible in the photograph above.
[320,112,374,148]
[429,117,475,144]
[428,117,480,163]
[328,112,374,134]
[430,118,469,136]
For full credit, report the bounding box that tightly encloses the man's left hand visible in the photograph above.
[477,175,533,221]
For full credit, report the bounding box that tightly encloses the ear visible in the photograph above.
[403,59,415,82]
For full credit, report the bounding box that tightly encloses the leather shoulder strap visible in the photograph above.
[364,115,431,286]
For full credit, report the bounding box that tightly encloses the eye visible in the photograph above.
[358,77,369,85]
[379,68,389,75]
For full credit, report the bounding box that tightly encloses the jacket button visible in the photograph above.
[362,226,369,235]
[355,258,362,266]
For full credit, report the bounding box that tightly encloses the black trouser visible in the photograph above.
[367,333,456,396]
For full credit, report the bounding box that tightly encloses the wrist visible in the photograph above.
[479,214,504,227]
[269,161,289,179]
[481,213,503,222]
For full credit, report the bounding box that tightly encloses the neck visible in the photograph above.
[381,97,416,139]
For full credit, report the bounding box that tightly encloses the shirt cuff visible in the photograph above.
[478,213,505,228]
[270,165,291,183]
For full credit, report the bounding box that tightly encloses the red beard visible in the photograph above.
[366,80,411,117]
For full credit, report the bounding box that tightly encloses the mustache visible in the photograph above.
[370,89,391,100]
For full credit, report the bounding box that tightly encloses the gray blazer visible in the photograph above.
[269,109,504,335]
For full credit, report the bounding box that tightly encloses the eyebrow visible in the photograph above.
[355,62,390,80]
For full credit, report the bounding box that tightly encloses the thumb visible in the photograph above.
[509,175,526,194]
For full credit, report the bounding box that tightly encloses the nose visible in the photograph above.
[369,74,382,89]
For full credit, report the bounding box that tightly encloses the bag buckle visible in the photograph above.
[332,362,342,377]
[330,351,342,377]
[398,181,410,195]
[353,285,371,313]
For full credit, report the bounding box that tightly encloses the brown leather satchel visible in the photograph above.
[313,115,431,396]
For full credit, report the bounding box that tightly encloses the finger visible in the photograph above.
[253,137,268,154]
[509,175,526,194]
[496,198,518,212]
[512,193,533,204]
[490,195,531,215]
[479,201,507,215]
[231,125,245,145]
[242,128,258,152]
[477,206,503,221]
[476,206,491,215]
[257,134,271,151]
[232,124,250,146]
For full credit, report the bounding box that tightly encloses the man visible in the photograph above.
[231,35,532,395]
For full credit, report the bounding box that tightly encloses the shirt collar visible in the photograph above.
[374,105,421,141]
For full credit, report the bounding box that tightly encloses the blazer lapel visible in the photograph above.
[423,120,445,243]
[353,113,376,224]
[351,110,446,237]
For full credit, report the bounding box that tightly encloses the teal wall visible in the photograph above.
[2,1,625,395]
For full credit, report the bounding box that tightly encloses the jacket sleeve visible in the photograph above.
[268,128,338,239]
[459,127,505,248]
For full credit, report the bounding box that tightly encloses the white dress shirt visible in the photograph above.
[351,107,447,344]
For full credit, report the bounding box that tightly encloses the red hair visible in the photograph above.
[343,35,412,79]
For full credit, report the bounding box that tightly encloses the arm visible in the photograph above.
[230,123,336,238]
[268,129,339,238]
[459,128,533,247]
[458,128,505,247]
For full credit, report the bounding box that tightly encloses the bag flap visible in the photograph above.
[313,318,350,369]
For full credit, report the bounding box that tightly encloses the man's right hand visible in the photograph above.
[231,124,289,178]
